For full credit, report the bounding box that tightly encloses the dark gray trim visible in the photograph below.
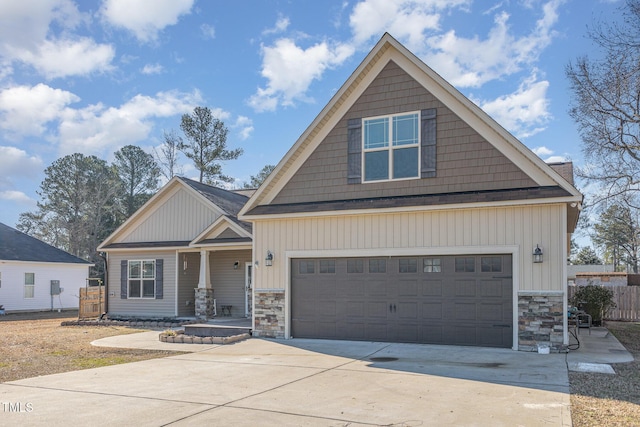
[120,260,127,299]
[155,259,163,299]
[347,118,362,184]
[421,108,436,178]
[246,186,572,216]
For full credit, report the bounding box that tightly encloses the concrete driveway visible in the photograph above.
[0,335,571,426]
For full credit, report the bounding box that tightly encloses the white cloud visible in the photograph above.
[248,38,355,112]
[233,116,254,140]
[0,0,115,79]
[0,147,43,197]
[141,63,164,75]
[100,0,195,43]
[0,84,80,137]
[11,38,115,80]
[263,16,290,35]
[57,90,203,156]
[532,146,554,157]
[0,190,35,205]
[423,1,561,87]
[349,0,470,49]
[200,23,215,39]
[474,72,552,139]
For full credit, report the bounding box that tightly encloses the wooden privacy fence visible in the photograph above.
[79,286,105,319]
[568,285,640,321]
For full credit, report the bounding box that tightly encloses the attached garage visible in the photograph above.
[291,255,513,348]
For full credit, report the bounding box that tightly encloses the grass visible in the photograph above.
[0,310,183,383]
[569,321,640,426]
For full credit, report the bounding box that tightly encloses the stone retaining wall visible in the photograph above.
[159,330,250,344]
[61,319,199,328]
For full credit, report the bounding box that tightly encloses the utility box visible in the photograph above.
[50,280,61,295]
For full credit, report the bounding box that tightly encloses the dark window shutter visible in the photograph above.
[155,259,163,299]
[347,118,362,184]
[421,108,437,178]
[120,260,128,299]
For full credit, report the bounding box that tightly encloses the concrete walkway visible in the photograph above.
[0,324,632,426]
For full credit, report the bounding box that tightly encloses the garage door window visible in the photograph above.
[347,259,364,273]
[369,259,386,273]
[423,258,441,272]
[399,259,417,273]
[319,260,335,274]
[299,260,315,274]
[481,257,502,272]
[455,257,475,272]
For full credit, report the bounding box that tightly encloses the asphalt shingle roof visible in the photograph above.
[0,222,91,264]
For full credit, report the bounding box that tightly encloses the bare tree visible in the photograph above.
[567,0,640,207]
[154,130,183,180]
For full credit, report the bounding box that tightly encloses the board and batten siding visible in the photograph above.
[120,187,221,243]
[210,250,251,317]
[253,204,567,293]
[107,251,177,318]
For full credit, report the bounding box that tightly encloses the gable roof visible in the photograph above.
[98,176,251,250]
[0,223,91,264]
[239,33,582,219]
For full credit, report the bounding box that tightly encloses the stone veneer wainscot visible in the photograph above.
[253,291,285,338]
[518,292,565,352]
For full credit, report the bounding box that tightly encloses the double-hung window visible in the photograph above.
[363,112,420,182]
[128,260,156,298]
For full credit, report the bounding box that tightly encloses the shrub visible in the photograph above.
[570,284,616,325]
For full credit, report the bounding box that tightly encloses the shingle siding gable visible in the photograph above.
[270,60,536,206]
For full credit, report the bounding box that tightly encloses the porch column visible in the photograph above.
[194,249,215,320]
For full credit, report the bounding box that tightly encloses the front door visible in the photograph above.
[245,263,252,317]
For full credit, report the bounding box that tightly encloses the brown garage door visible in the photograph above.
[291,255,512,348]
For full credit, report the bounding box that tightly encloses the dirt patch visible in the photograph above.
[569,321,640,426]
[0,311,183,383]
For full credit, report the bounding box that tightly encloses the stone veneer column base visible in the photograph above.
[518,293,565,352]
[194,288,215,320]
[253,291,285,338]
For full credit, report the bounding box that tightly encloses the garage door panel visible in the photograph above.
[422,302,444,320]
[291,255,512,348]
[422,280,443,296]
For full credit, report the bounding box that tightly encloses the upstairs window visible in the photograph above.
[363,112,419,182]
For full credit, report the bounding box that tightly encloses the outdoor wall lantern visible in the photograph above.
[533,245,543,263]
[183,254,188,271]
[265,250,274,267]
[234,261,239,270]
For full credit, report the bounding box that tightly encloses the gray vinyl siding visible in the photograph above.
[122,187,220,243]
[177,252,200,317]
[210,250,251,317]
[107,251,176,318]
[271,61,537,205]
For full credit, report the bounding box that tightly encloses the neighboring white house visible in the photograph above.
[0,222,91,312]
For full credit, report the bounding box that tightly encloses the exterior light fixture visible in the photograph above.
[234,261,239,270]
[533,245,543,263]
[183,254,188,271]
[265,251,274,267]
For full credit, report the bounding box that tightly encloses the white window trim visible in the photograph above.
[362,110,421,183]
[24,272,35,299]
[127,260,156,299]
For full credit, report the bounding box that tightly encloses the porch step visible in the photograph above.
[184,324,252,337]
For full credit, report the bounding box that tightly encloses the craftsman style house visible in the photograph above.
[98,177,253,320]
[238,34,582,351]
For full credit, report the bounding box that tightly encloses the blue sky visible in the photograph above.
[0,0,620,228]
